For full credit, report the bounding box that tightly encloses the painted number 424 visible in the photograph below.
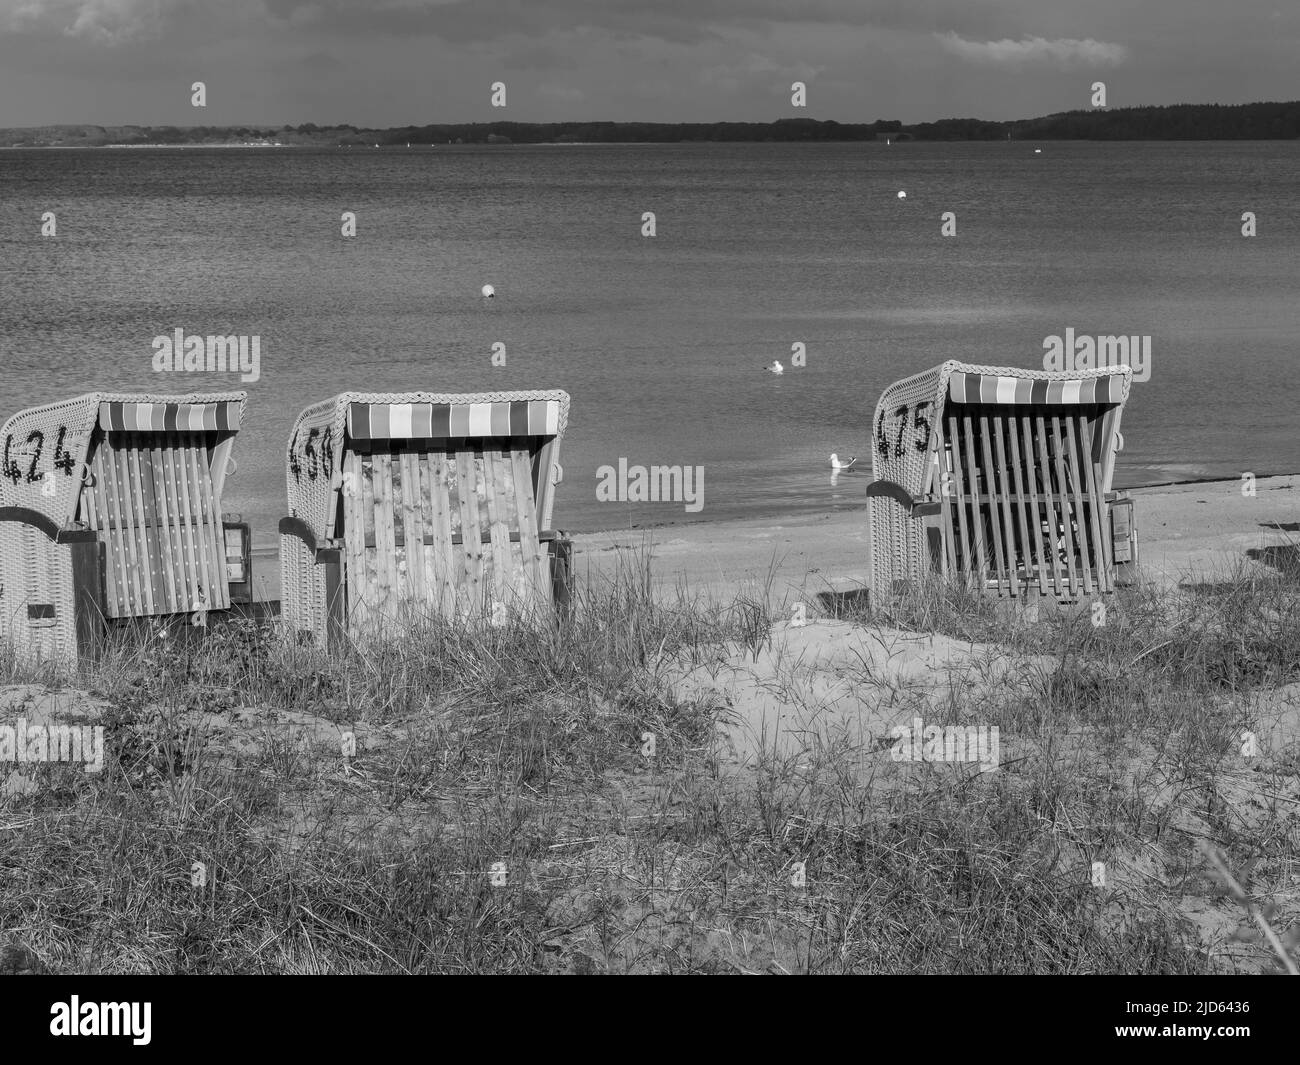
[2,427,77,485]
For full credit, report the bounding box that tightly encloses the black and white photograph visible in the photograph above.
[0,0,1296,1030]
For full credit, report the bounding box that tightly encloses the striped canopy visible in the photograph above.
[947,372,1124,406]
[98,400,241,432]
[347,399,560,441]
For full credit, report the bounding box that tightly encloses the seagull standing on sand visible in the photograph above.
[768,360,785,374]
[830,453,857,470]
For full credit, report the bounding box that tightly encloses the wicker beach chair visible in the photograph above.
[865,362,1136,601]
[0,392,247,662]
[279,390,572,651]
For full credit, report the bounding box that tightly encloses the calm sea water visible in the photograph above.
[1,141,1297,546]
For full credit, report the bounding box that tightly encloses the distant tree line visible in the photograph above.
[341,118,905,144]
[2,102,1297,147]
[1007,102,1300,140]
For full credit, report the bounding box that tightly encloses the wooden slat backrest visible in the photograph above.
[342,449,371,635]
[511,443,548,602]
[1068,415,1112,595]
[1030,413,1065,597]
[1011,415,1050,596]
[360,446,381,622]
[1045,415,1078,597]
[78,430,231,618]
[338,435,555,634]
[185,434,228,612]
[992,417,1018,594]
[175,436,202,610]
[101,439,133,613]
[480,447,519,608]
[940,403,1114,598]
[932,422,960,580]
[977,413,1010,594]
[479,450,507,609]
[125,441,155,614]
[159,440,187,609]
[1095,410,1122,572]
[178,438,204,611]
[398,446,427,610]
[371,450,399,623]
[179,431,226,614]
[1060,417,1094,596]
[995,417,1031,597]
[425,449,457,616]
[182,439,205,609]
[146,440,177,610]
[454,448,486,615]
[945,415,975,590]
[138,442,164,611]
[111,440,146,611]
[959,414,988,584]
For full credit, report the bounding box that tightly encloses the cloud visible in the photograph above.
[1,0,1013,50]
[501,38,580,71]
[538,83,583,102]
[257,0,1005,47]
[0,0,191,43]
[935,32,1128,68]
[698,51,824,95]
[299,48,342,72]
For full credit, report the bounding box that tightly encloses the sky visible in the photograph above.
[0,0,1296,127]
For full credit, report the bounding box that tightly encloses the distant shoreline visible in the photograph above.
[0,143,289,149]
[3,101,1298,147]
[3,136,1299,151]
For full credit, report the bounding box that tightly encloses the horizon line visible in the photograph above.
[8,99,1300,131]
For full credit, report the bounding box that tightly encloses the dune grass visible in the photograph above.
[0,555,1297,974]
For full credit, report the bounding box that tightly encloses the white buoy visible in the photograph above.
[769,360,784,374]
[481,284,495,298]
[1034,148,1042,154]
[897,190,906,199]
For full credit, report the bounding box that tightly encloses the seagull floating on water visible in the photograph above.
[768,360,785,374]
[830,453,857,470]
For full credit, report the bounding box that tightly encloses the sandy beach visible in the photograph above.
[247,474,1299,607]
[569,473,1299,605]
